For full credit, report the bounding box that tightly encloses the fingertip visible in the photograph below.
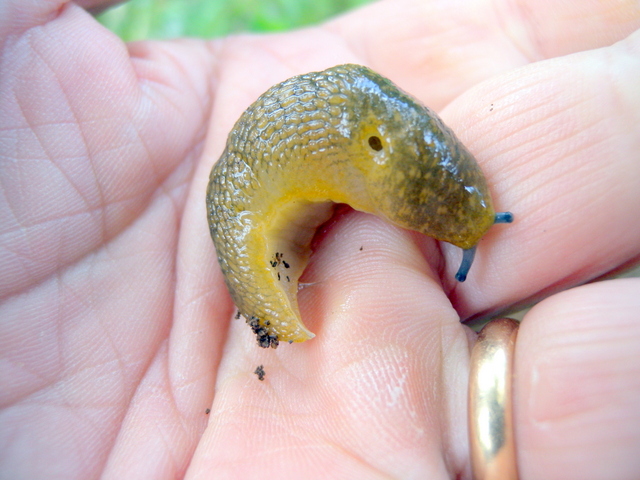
[515,278,640,479]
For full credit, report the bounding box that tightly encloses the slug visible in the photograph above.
[206,64,512,348]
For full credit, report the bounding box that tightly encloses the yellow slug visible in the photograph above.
[206,64,512,348]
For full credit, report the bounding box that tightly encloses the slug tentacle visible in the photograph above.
[495,211,514,224]
[455,247,477,283]
[455,211,514,282]
[206,64,512,347]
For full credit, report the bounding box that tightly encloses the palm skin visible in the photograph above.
[1,0,640,479]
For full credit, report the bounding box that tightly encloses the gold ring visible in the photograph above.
[468,318,519,480]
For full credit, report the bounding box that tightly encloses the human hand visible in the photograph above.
[1,0,639,478]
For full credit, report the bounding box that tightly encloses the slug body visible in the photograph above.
[207,64,510,347]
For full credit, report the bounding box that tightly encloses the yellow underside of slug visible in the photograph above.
[248,184,372,344]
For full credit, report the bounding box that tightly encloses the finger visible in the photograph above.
[193,0,639,170]
[514,278,640,479]
[194,0,640,151]
[440,28,640,318]
[327,0,640,109]
[1,2,218,477]
[0,0,213,297]
[187,211,471,479]
[188,8,640,325]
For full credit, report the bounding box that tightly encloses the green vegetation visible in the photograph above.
[98,0,373,41]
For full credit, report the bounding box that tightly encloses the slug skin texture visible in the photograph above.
[207,64,499,347]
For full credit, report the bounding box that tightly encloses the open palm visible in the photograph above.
[2,0,640,478]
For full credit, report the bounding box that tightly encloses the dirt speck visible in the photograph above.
[247,316,279,349]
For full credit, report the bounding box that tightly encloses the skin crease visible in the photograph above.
[1,1,640,480]
[207,64,502,346]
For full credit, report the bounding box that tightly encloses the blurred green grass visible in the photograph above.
[98,0,374,41]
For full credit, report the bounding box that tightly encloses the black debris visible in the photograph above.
[271,252,290,269]
[254,365,265,381]
[247,316,279,349]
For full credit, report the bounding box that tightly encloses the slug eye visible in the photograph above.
[368,135,383,151]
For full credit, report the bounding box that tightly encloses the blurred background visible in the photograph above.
[98,0,375,41]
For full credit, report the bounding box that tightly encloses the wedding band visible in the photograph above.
[468,318,519,480]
